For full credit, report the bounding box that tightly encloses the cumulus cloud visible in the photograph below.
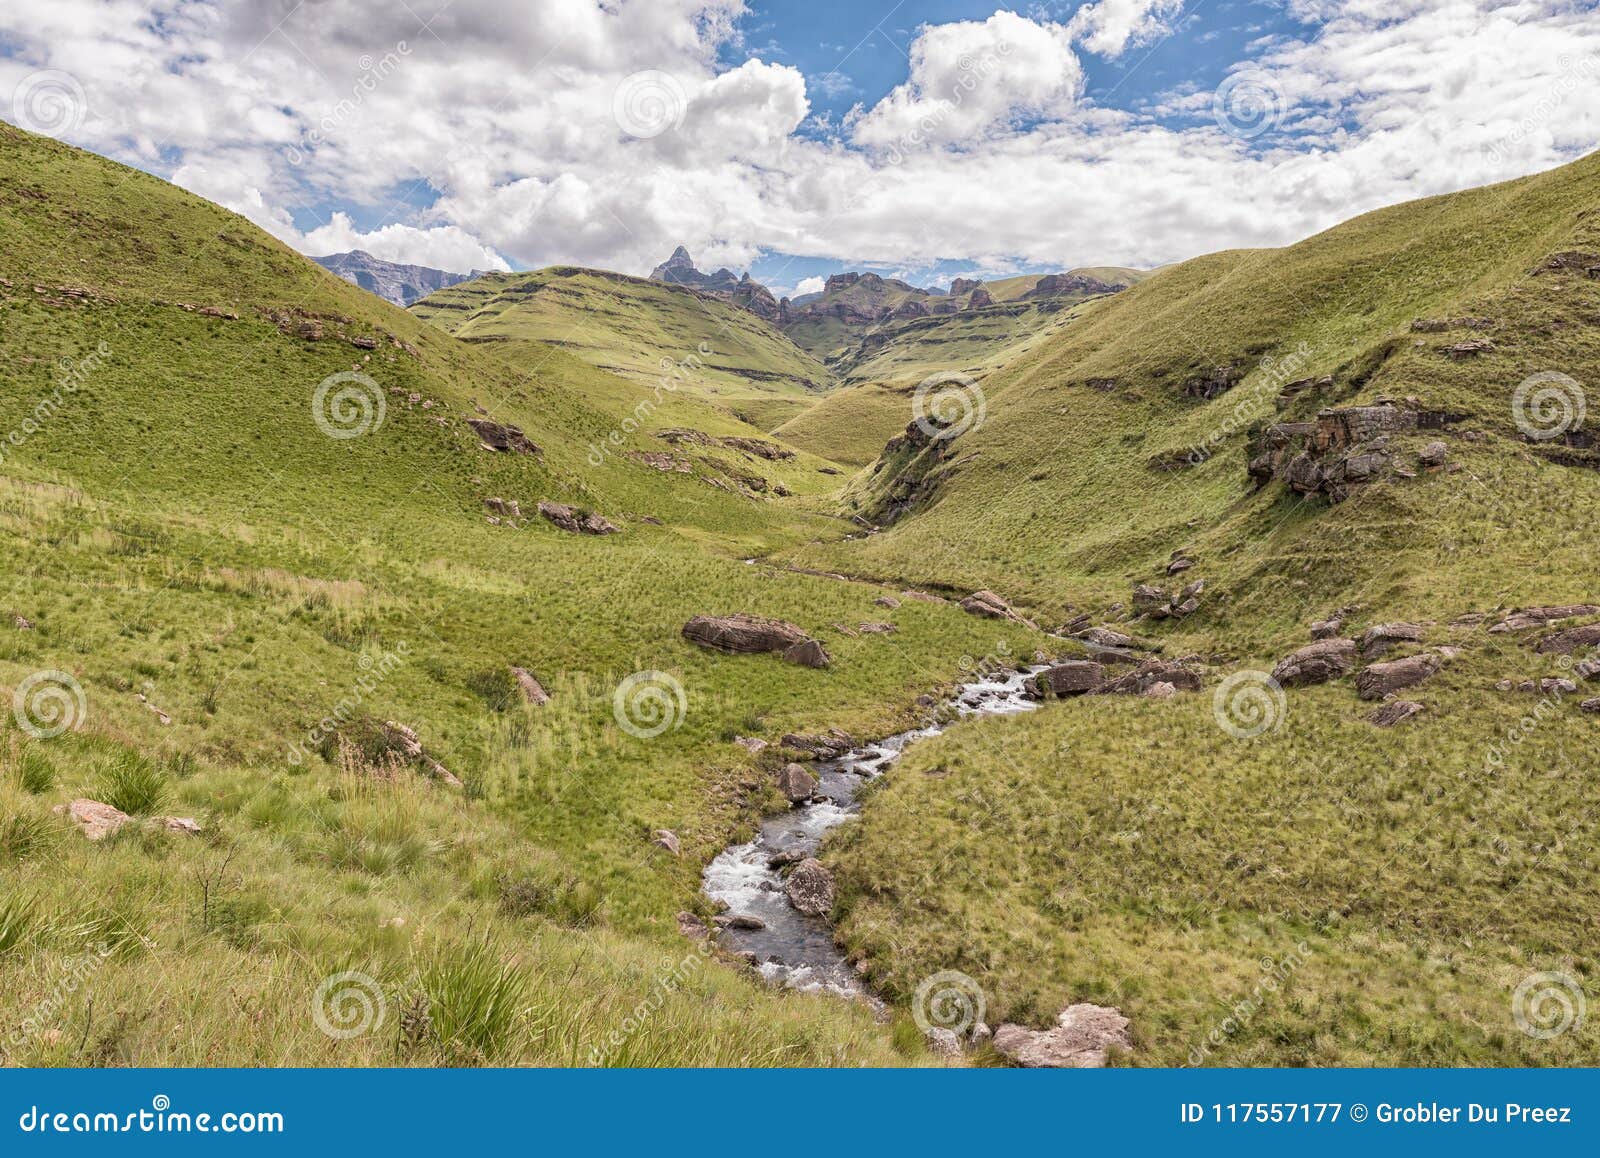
[1069,0,1187,57]
[1,0,1598,280]
[852,11,1083,148]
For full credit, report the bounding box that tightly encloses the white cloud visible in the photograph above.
[791,276,825,297]
[1068,0,1187,57]
[301,215,510,272]
[852,11,1083,148]
[2,0,1599,282]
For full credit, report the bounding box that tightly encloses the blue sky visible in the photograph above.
[736,0,1300,130]
[728,0,1313,291]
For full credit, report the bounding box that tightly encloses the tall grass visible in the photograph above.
[420,937,529,1062]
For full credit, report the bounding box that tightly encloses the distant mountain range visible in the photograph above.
[647,246,1149,362]
[313,250,483,307]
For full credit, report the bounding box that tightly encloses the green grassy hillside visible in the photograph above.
[0,123,1041,1067]
[412,267,831,425]
[784,149,1600,1065]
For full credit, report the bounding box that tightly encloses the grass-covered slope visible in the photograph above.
[411,267,832,424]
[789,149,1600,1065]
[0,123,1045,1066]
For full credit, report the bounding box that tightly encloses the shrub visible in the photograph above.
[497,869,603,928]
[466,667,520,712]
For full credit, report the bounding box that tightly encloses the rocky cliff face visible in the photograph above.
[313,250,477,307]
[649,245,741,293]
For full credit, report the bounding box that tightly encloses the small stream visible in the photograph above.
[701,664,1047,996]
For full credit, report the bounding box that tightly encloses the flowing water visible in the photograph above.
[701,664,1046,996]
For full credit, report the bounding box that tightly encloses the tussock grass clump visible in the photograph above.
[0,893,38,956]
[12,747,56,795]
[93,751,168,816]
[0,810,55,862]
[420,937,529,1062]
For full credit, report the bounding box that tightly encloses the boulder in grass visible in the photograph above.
[1355,653,1441,700]
[55,799,130,842]
[1534,623,1600,654]
[1271,638,1357,687]
[1581,698,1600,714]
[1033,661,1104,697]
[651,829,681,856]
[960,589,1016,620]
[1361,622,1424,658]
[782,639,832,669]
[676,911,710,940]
[1309,617,1344,640]
[1075,626,1133,651]
[1369,700,1425,727]
[537,500,619,535]
[1093,659,1203,696]
[1132,584,1169,617]
[784,858,835,916]
[682,614,809,655]
[781,730,855,760]
[992,1004,1132,1068]
[1489,605,1600,633]
[468,419,540,456]
[510,667,550,705]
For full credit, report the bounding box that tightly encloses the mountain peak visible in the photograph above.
[652,246,698,280]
